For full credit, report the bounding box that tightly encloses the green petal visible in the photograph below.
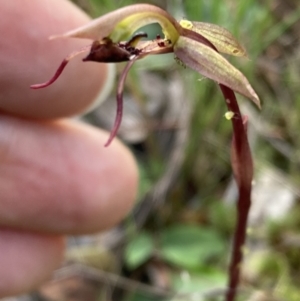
[52,4,180,43]
[179,20,247,57]
[174,36,260,107]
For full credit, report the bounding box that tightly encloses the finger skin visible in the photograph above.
[0,115,138,234]
[0,0,109,118]
[0,1,137,297]
[0,229,65,297]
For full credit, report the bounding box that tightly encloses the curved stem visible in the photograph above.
[219,84,253,301]
[104,56,138,147]
[30,45,91,89]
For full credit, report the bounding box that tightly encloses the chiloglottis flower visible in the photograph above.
[31,5,260,298]
[31,3,260,146]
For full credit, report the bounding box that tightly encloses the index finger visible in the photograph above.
[0,0,112,119]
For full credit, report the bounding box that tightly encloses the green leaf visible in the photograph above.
[174,35,261,108]
[125,292,158,301]
[179,20,247,57]
[159,224,226,269]
[171,270,227,294]
[125,231,154,269]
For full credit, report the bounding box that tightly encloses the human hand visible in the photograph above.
[0,0,138,297]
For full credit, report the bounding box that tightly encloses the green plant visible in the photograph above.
[31,4,260,301]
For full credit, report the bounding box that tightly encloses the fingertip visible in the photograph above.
[48,123,140,234]
[0,116,138,234]
[0,0,111,118]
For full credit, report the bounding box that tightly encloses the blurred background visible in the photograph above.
[10,0,300,301]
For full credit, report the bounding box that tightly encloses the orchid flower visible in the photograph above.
[31,4,260,301]
[31,4,260,145]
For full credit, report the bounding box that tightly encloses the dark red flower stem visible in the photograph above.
[104,56,138,147]
[219,84,253,301]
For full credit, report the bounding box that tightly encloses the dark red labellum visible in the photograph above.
[83,32,148,63]
[83,38,133,63]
